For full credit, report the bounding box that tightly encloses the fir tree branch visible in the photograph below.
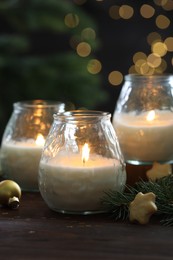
[101,189,136,220]
[101,174,173,226]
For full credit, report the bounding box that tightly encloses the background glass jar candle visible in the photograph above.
[112,74,173,184]
[0,100,65,192]
[38,110,126,215]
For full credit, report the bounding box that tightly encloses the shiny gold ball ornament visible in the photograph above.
[0,180,21,209]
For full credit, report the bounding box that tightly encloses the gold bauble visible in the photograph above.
[0,180,21,209]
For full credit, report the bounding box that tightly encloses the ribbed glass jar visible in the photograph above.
[39,110,126,215]
[1,100,65,192]
[113,74,173,165]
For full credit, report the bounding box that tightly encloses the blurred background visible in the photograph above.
[0,0,173,138]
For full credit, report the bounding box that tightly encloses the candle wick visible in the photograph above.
[83,158,86,166]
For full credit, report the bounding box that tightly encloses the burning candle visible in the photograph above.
[0,100,66,191]
[113,109,173,163]
[39,143,126,213]
[1,134,45,191]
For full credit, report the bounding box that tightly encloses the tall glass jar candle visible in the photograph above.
[112,74,173,184]
[39,110,126,215]
[1,100,65,191]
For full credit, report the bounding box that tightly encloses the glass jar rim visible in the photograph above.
[125,73,173,81]
[14,100,65,109]
[54,110,111,121]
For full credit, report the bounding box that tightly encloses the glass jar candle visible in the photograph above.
[1,100,65,192]
[39,110,126,215]
[112,74,173,184]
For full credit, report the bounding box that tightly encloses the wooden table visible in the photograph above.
[0,192,173,260]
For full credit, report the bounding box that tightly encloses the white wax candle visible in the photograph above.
[113,110,173,163]
[39,154,126,212]
[1,141,44,191]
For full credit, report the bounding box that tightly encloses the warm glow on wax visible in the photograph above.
[35,133,45,146]
[82,143,90,165]
[146,110,155,121]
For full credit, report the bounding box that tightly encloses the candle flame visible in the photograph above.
[146,110,155,121]
[35,133,45,146]
[82,143,90,165]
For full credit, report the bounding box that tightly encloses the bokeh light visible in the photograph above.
[64,13,79,28]
[128,65,136,74]
[108,71,123,86]
[154,0,168,6]
[140,4,155,18]
[119,5,134,19]
[154,0,173,10]
[76,42,91,57]
[147,32,162,45]
[152,41,167,57]
[162,1,173,10]
[155,59,167,73]
[135,59,149,75]
[147,53,162,68]
[164,37,173,52]
[87,59,102,74]
[81,28,96,41]
[155,15,170,29]
[133,52,147,63]
[109,5,121,20]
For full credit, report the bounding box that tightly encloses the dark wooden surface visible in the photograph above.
[0,192,173,260]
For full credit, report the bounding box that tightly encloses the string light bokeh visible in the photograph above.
[65,0,173,111]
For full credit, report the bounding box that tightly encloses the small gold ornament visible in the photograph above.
[129,192,157,225]
[0,180,21,209]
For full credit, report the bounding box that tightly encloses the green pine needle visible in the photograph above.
[101,174,173,226]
